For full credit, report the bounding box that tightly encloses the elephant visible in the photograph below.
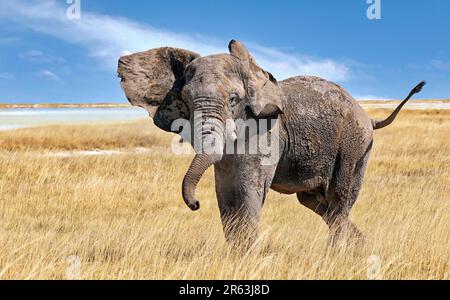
[117,40,425,247]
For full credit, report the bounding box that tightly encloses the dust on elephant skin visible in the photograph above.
[117,40,425,248]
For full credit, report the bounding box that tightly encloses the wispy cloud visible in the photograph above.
[247,44,349,81]
[0,37,20,45]
[0,0,350,81]
[39,70,60,81]
[0,72,15,80]
[430,59,450,71]
[354,94,390,101]
[19,50,65,64]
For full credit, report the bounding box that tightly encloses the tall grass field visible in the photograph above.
[0,108,449,279]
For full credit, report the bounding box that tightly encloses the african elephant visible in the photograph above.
[117,40,425,247]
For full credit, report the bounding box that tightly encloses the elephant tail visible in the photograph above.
[371,81,426,130]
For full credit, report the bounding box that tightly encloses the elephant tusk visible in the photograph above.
[231,130,238,143]
[226,119,238,143]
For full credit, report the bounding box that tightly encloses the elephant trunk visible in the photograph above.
[182,153,223,211]
[182,99,225,211]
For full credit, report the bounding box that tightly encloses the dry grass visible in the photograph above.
[0,109,449,279]
[0,122,171,151]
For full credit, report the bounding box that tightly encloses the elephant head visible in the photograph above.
[118,47,200,131]
[118,40,284,211]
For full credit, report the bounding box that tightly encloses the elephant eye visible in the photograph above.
[230,94,239,105]
[229,94,240,114]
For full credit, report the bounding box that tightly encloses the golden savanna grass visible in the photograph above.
[0,109,449,279]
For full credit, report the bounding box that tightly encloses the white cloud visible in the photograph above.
[430,59,450,71]
[354,95,390,101]
[39,70,60,81]
[0,37,20,45]
[0,0,350,81]
[19,50,65,64]
[248,44,349,81]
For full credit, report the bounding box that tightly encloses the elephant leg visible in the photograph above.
[296,191,360,246]
[297,191,328,217]
[324,148,371,247]
[322,204,364,247]
[214,159,275,249]
[297,189,364,248]
[218,199,262,249]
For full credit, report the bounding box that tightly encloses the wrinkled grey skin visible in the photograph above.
[118,40,425,247]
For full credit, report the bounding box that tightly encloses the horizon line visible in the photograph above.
[1,99,449,108]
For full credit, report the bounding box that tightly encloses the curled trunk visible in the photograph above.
[182,153,222,211]
[182,98,225,211]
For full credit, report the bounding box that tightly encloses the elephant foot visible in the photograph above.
[221,215,259,252]
[327,221,366,250]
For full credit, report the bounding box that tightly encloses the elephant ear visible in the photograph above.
[228,40,283,117]
[118,47,199,131]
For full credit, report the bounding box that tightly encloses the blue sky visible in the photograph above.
[0,0,449,103]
